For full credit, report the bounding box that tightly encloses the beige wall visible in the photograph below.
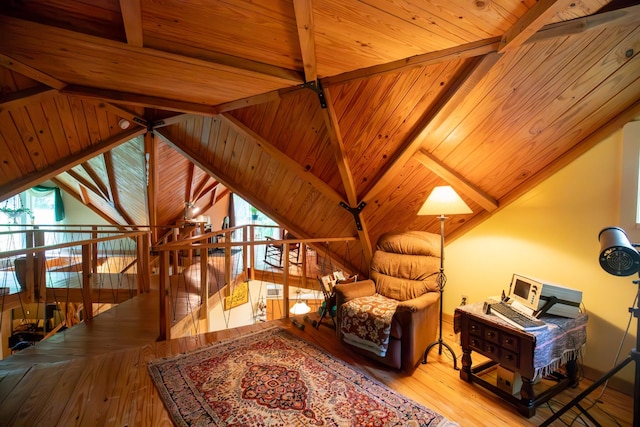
[445,128,637,385]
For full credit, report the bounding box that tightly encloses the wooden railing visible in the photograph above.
[0,225,151,316]
[152,223,357,340]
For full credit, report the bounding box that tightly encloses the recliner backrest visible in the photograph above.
[371,231,441,300]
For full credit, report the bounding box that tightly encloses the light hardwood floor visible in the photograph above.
[0,289,633,426]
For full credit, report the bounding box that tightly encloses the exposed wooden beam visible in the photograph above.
[144,132,158,241]
[322,87,373,263]
[0,53,66,90]
[66,168,108,202]
[448,98,640,244]
[53,178,129,229]
[151,114,192,129]
[154,130,313,245]
[0,127,145,201]
[93,101,147,128]
[0,86,57,113]
[103,150,137,226]
[142,36,303,84]
[529,3,640,44]
[185,163,195,202]
[192,175,214,202]
[214,91,281,113]
[499,0,576,54]
[364,53,501,203]
[323,38,501,87]
[293,0,317,83]
[61,85,219,116]
[81,162,111,201]
[119,0,144,47]
[220,113,344,205]
[414,149,499,212]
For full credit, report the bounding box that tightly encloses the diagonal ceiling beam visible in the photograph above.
[414,149,498,212]
[293,0,317,83]
[0,53,66,90]
[119,0,143,47]
[220,113,344,205]
[66,169,107,201]
[52,177,127,227]
[322,87,373,263]
[0,127,145,202]
[144,132,158,240]
[363,53,501,203]
[81,162,111,201]
[0,86,57,113]
[103,150,136,225]
[185,163,195,202]
[192,175,213,201]
[151,114,192,129]
[61,85,219,116]
[215,90,281,113]
[499,0,586,53]
[154,129,312,243]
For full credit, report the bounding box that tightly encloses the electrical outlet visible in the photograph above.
[461,295,468,306]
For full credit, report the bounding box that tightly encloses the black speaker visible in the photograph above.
[599,226,640,276]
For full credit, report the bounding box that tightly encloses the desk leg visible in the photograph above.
[519,378,535,418]
[460,348,472,381]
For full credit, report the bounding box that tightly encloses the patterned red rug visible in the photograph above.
[148,326,458,426]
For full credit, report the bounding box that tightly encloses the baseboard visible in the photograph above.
[442,311,634,396]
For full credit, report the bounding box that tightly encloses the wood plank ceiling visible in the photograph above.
[0,0,638,275]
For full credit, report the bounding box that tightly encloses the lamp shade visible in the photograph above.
[290,301,311,315]
[418,186,472,215]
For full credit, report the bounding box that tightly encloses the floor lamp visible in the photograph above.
[420,185,472,370]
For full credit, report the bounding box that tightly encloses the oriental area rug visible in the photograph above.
[148,326,458,427]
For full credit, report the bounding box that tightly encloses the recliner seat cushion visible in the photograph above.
[371,251,440,300]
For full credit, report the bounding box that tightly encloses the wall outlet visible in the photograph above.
[460,295,468,306]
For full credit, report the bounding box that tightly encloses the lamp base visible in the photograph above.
[424,338,459,370]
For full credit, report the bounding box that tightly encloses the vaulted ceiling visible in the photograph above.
[0,0,639,275]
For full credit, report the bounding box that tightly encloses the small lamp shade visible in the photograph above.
[290,301,311,315]
[418,186,472,216]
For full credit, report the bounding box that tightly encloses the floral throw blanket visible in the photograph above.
[340,294,398,357]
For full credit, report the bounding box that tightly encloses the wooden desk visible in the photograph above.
[455,303,587,417]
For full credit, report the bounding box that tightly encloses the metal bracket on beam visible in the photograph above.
[133,116,149,128]
[340,201,366,231]
[302,80,327,109]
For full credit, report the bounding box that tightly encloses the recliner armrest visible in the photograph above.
[334,279,376,302]
[396,291,439,312]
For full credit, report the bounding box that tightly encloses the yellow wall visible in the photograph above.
[445,129,637,385]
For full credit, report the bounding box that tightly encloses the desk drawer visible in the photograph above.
[469,320,483,337]
[482,342,500,358]
[499,349,519,370]
[501,332,520,352]
[482,326,500,345]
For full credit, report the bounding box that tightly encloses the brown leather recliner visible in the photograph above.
[334,231,441,371]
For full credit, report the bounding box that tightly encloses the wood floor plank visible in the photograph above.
[0,285,633,426]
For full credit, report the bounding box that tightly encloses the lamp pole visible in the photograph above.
[423,214,459,370]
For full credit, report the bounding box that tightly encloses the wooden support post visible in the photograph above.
[91,226,98,273]
[242,225,248,277]
[81,243,93,321]
[199,247,209,328]
[172,228,179,275]
[301,242,307,288]
[159,251,169,341]
[249,225,255,281]
[283,242,290,318]
[136,234,146,294]
[224,230,232,288]
[34,229,45,302]
[1,310,11,358]
[24,230,35,303]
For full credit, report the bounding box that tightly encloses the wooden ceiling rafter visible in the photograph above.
[151,113,193,129]
[154,129,313,247]
[53,177,128,228]
[293,0,317,83]
[61,85,219,117]
[185,162,195,203]
[413,149,498,212]
[529,3,640,44]
[119,0,144,47]
[76,163,110,201]
[220,113,344,204]
[215,90,282,113]
[0,85,57,113]
[0,53,66,90]
[322,87,373,263]
[103,150,137,226]
[192,176,215,202]
[447,98,640,244]
[363,53,501,205]
[0,127,145,202]
[499,0,578,53]
[144,132,158,240]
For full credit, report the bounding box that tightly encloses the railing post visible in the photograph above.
[81,242,93,321]
[159,250,169,341]
[249,224,255,281]
[242,225,248,277]
[301,242,307,289]
[91,226,98,273]
[172,227,179,275]
[24,230,35,303]
[199,246,209,330]
[34,228,45,302]
[283,242,290,318]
